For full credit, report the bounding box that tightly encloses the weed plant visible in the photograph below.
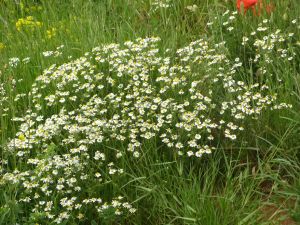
[0,0,299,224]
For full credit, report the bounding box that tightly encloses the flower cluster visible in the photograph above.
[0,83,9,117]
[1,34,292,223]
[45,21,71,40]
[252,26,296,63]
[186,4,198,13]
[8,56,31,68]
[46,27,57,39]
[15,16,42,32]
[42,45,64,58]
[20,2,43,13]
[151,0,172,11]
[209,11,297,78]
[8,57,20,68]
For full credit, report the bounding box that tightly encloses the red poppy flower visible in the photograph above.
[237,0,257,14]
[237,0,274,16]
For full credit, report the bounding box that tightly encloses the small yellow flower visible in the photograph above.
[77,213,84,219]
[0,42,6,50]
[18,134,25,141]
[15,16,43,32]
[26,16,34,21]
[46,27,57,39]
[25,5,43,13]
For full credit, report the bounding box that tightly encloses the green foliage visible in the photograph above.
[0,0,299,224]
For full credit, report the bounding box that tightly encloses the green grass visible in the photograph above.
[0,0,300,224]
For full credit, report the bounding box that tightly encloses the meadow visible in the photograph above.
[0,0,299,224]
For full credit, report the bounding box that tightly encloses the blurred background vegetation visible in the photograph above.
[0,0,299,224]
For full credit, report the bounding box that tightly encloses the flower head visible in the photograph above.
[237,0,274,16]
[237,0,257,14]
